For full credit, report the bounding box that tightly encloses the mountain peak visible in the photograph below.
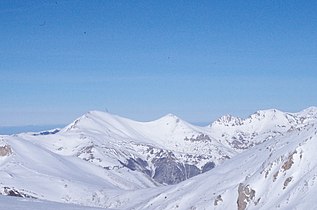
[299,106,317,115]
[85,110,115,118]
[62,110,120,132]
[163,113,179,119]
[212,114,243,127]
[248,108,285,121]
[156,113,182,123]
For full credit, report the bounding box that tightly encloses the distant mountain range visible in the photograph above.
[0,125,65,135]
[0,107,317,209]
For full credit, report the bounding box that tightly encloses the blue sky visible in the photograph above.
[1,0,317,128]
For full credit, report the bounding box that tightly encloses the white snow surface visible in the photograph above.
[0,107,317,209]
[0,195,107,210]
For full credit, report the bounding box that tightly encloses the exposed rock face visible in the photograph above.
[184,164,201,179]
[184,134,211,142]
[237,183,256,210]
[282,151,296,171]
[32,129,60,136]
[0,187,35,198]
[283,177,293,189]
[0,145,12,156]
[151,158,215,184]
[120,155,215,185]
[120,158,151,176]
[75,140,217,185]
[152,157,187,184]
[202,162,215,173]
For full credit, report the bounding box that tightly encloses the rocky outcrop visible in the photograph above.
[0,187,35,198]
[120,158,151,176]
[152,157,187,184]
[282,151,296,171]
[202,162,215,173]
[32,129,60,136]
[119,154,215,185]
[214,195,223,206]
[0,145,12,156]
[237,183,256,210]
[184,134,211,142]
[283,177,293,189]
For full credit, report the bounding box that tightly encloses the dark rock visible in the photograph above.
[0,145,12,156]
[120,158,151,176]
[33,129,60,136]
[184,164,200,179]
[153,157,186,185]
[202,162,215,173]
[237,183,256,210]
[184,134,212,142]
[120,152,216,185]
[2,187,36,199]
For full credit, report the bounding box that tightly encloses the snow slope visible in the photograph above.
[0,195,106,210]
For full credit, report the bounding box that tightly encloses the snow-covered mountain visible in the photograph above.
[210,107,317,150]
[60,111,234,184]
[0,107,317,209]
[136,109,317,210]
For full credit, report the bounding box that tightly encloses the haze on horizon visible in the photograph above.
[1,1,316,131]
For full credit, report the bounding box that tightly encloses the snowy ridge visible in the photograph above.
[210,107,317,150]
[0,107,317,209]
[63,111,220,151]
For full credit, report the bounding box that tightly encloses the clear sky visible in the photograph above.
[1,0,317,127]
